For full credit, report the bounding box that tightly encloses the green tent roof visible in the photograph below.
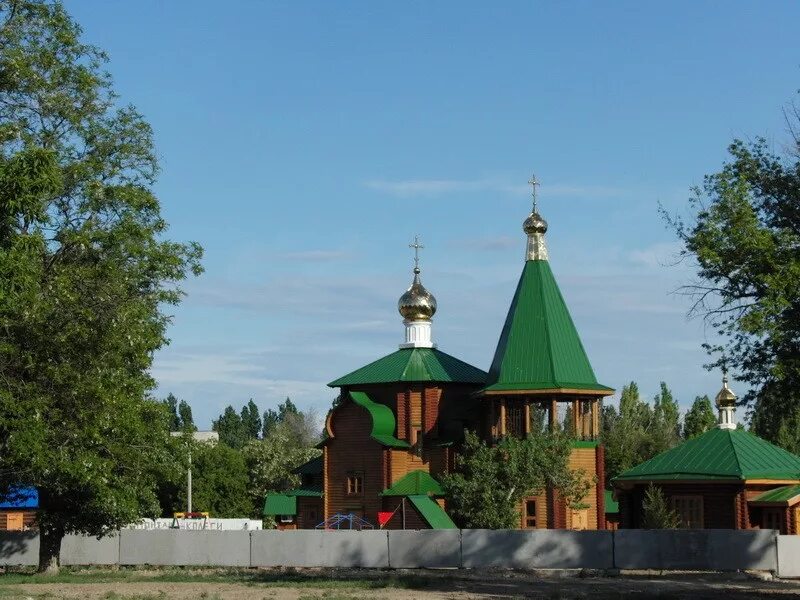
[328,347,486,388]
[407,495,457,529]
[284,484,323,497]
[614,427,800,482]
[264,494,297,516]
[483,260,612,394]
[750,485,800,505]
[381,470,444,497]
[348,391,409,448]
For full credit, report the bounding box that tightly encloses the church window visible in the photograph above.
[506,404,524,437]
[671,495,704,529]
[525,500,537,528]
[346,473,363,495]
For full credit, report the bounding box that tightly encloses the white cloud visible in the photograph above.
[628,241,685,269]
[363,178,627,199]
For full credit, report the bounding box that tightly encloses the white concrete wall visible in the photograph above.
[777,535,800,578]
[250,530,389,568]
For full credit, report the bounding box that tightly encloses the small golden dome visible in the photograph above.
[715,373,737,408]
[398,268,437,321]
[523,211,548,235]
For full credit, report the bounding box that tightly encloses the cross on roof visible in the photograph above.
[409,235,424,270]
[528,174,540,213]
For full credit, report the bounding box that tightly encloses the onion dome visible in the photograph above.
[715,372,737,408]
[398,267,437,321]
[523,211,548,235]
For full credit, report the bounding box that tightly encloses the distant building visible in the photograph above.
[266,178,613,529]
[0,487,38,531]
[613,375,800,533]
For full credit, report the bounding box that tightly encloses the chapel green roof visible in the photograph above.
[407,495,457,529]
[750,485,800,505]
[483,259,612,394]
[614,427,800,483]
[328,347,486,388]
[381,470,444,497]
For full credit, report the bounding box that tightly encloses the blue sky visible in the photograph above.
[66,1,799,428]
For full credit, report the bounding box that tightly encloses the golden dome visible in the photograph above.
[715,373,737,408]
[523,211,548,235]
[398,268,437,321]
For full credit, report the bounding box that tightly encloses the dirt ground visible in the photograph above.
[4,570,800,600]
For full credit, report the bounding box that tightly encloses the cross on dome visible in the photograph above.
[409,235,424,272]
[528,174,540,213]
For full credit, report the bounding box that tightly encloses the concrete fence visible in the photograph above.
[1,529,798,577]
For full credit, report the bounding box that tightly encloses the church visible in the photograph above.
[265,178,614,530]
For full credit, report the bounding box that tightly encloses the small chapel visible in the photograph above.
[265,178,614,530]
[613,374,800,534]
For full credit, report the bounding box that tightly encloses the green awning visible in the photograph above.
[264,494,297,516]
[604,490,619,514]
[407,495,456,529]
[382,470,444,497]
[750,485,800,506]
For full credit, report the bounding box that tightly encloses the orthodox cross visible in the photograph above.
[528,173,540,213]
[409,235,424,270]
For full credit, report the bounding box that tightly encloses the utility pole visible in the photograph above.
[170,430,218,514]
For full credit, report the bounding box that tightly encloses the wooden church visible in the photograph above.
[265,178,614,529]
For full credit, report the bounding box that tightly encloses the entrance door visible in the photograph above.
[5,512,23,531]
[762,508,783,533]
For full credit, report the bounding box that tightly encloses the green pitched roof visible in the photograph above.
[381,470,444,497]
[348,391,410,448]
[263,494,296,516]
[407,495,457,529]
[292,456,322,476]
[284,484,323,497]
[328,347,486,388]
[750,485,800,505]
[483,260,612,394]
[614,427,800,482]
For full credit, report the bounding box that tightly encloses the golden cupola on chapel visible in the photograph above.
[398,236,437,348]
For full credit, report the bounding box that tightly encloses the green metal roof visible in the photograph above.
[750,485,800,505]
[292,456,322,476]
[604,490,619,514]
[381,470,444,497]
[285,484,323,497]
[328,347,486,388]
[407,495,457,529]
[349,391,410,448]
[264,494,297,516]
[483,260,612,394]
[614,427,800,482]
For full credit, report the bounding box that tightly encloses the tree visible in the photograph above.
[683,395,717,439]
[240,399,261,440]
[262,397,299,438]
[603,382,651,481]
[442,431,590,529]
[180,442,251,518]
[641,484,680,529]
[163,393,181,431]
[650,382,681,450]
[0,0,202,573]
[665,104,800,445]
[213,405,247,450]
[243,421,320,516]
[177,400,195,432]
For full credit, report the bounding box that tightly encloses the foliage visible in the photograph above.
[0,0,201,572]
[651,382,681,449]
[665,107,800,444]
[262,397,299,437]
[442,431,591,529]
[243,421,320,516]
[180,442,251,518]
[213,405,248,449]
[162,393,195,432]
[683,395,717,439]
[240,399,262,440]
[641,484,680,529]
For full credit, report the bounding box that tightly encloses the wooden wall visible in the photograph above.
[0,510,36,531]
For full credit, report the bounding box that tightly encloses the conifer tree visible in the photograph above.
[641,484,680,529]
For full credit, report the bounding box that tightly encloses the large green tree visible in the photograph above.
[683,395,717,439]
[441,431,591,529]
[0,0,201,573]
[666,105,800,447]
[179,442,251,518]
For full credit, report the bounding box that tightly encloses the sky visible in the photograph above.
[65,1,800,428]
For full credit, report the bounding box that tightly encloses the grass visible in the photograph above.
[0,566,436,590]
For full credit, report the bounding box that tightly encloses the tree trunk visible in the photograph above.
[37,524,64,575]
